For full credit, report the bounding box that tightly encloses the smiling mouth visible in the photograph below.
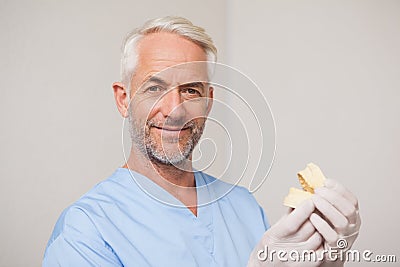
[152,126,190,132]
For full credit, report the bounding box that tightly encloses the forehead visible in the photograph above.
[133,32,209,86]
[136,32,207,64]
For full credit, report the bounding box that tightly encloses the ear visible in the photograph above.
[205,86,214,116]
[112,82,129,118]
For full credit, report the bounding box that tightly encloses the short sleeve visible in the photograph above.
[43,206,122,267]
[259,205,270,231]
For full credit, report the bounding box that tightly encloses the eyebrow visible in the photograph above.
[141,77,206,92]
[143,76,169,87]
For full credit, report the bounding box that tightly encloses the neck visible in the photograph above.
[123,146,198,216]
[124,146,195,188]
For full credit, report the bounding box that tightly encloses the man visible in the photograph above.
[43,16,360,266]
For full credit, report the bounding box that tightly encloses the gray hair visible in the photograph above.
[120,16,218,88]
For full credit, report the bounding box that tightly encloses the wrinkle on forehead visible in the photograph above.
[146,64,209,88]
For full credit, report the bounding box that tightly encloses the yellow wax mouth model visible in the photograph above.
[283,163,326,208]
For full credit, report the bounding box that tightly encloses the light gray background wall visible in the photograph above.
[0,0,398,266]
[226,1,400,266]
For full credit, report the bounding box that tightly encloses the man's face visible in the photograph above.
[128,32,213,166]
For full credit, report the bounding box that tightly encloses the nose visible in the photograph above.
[158,89,186,119]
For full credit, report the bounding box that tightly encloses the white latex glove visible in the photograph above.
[248,199,323,267]
[310,179,361,266]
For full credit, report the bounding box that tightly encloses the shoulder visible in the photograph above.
[43,204,122,266]
[199,171,258,202]
[45,169,133,250]
[199,171,270,230]
[45,202,100,252]
[200,172,268,216]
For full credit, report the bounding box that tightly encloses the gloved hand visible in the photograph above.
[247,199,324,267]
[310,179,361,266]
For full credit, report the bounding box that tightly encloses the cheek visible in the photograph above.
[183,102,209,120]
[131,97,158,121]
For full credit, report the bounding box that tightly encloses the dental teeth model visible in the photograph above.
[283,163,326,208]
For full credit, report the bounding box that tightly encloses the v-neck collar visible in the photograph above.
[118,168,214,223]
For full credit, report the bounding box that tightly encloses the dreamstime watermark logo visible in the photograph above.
[336,238,347,249]
[121,61,277,207]
[257,239,397,263]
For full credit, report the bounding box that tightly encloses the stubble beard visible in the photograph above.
[128,111,205,166]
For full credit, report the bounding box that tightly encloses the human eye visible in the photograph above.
[186,88,201,95]
[180,82,204,99]
[181,87,202,99]
[146,85,163,93]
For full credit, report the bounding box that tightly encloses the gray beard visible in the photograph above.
[128,112,204,166]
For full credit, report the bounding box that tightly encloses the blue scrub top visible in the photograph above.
[43,168,270,266]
